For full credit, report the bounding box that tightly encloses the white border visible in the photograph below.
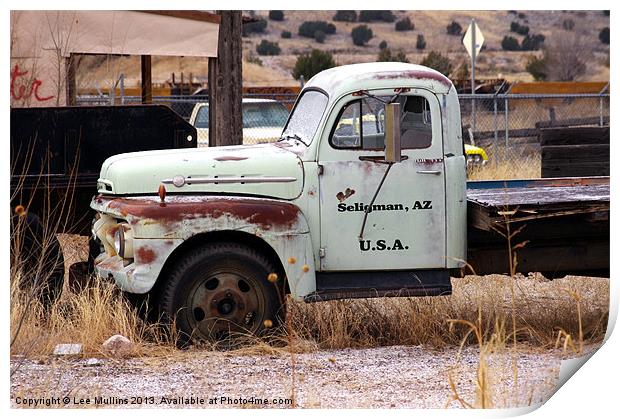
[3,1,616,418]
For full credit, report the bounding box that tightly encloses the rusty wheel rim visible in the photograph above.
[187,269,264,340]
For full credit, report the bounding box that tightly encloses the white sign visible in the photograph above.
[463,21,485,59]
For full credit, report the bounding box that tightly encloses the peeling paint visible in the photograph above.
[373,70,451,87]
[213,155,248,161]
[107,196,301,231]
[136,246,157,264]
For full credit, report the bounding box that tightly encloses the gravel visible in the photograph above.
[10,344,581,409]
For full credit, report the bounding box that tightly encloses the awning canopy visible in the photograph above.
[11,10,220,58]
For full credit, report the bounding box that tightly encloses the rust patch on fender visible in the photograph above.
[213,156,248,161]
[136,247,157,264]
[106,196,301,231]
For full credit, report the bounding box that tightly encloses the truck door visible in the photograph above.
[318,90,446,271]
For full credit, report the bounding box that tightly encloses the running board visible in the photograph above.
[304,269,452,303]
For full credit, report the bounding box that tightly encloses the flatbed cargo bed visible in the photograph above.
[465,177,609,277]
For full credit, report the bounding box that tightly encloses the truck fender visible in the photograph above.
[92,195,318,298]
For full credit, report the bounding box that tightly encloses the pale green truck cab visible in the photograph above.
[90,62,467,341]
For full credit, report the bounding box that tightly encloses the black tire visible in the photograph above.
[158,242,284,344]
[10,212,64,306]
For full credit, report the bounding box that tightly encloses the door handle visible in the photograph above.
[416,170,442,175]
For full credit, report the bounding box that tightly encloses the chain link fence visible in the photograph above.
[77,93,298,146]
[77,91,609,179]
[460,92,610,178]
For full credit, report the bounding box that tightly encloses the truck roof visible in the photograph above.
[193,98,279,107]
[304,62,454,99]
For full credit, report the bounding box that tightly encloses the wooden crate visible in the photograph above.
[540,126,609,178]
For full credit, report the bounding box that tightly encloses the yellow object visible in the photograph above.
[465,144,488,162]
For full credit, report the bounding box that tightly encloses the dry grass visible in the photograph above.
[11,243,608,359]
[468,148,541,180]
[286,274,607,352]
[10,279,176,359]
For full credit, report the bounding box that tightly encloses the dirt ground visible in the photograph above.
[10,343,597,409]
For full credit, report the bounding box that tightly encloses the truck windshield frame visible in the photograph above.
[281,88,329,146]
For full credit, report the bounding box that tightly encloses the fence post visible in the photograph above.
[119,73,125,105]
[599,82,609,127]
[504,96,509,148]
[493,95,498,170]
[109,84,115,106]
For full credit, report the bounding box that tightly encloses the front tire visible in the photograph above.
[159,242,284,344]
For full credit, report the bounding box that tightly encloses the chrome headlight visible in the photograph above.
[113,223,134,259]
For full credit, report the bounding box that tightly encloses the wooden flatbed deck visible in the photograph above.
[465,177,609,278]
[467,177,609,207]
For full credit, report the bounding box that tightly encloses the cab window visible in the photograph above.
[330,95,433,150]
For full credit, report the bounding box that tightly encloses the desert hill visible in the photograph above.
[77,10,610,92]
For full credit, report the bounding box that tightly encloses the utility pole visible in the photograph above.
[470,18,476,134]
[141,55,152,104]
[208,11,243,147]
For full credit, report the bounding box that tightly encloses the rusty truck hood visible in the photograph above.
[97,143,304,200]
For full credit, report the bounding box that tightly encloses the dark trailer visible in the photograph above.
[10,105,197,297]
[466,177,610,278]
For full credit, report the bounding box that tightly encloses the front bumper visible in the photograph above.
[91,200,184,294]
[93,237,182,294]
[94,254,135,289]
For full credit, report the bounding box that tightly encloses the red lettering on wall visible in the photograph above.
[10,64,55,102]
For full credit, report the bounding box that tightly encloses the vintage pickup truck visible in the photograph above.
[90,63,609,342]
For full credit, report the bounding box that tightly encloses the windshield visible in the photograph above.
[243,103,289,128]
[195,106,210,128]
[194,102,290,130]
[281,90,328,145]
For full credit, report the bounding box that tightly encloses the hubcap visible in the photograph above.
[188,271,263,340]
[217,298,235,315]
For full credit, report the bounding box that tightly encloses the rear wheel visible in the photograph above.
[159,242,284,344]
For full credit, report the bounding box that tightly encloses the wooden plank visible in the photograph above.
[467,183,609,207]
[139,10,222,24]
[542,164,610,178]
[140,55,152,104]
[540,126,609,177]
[65,54,77,106]
[539,126,609,146]
[536,117,609,130]
[467,201,494,231]
[472,127,539,140]
[541,144,609,160]
[467,240,609,276]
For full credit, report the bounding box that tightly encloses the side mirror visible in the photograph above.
[384,102,401,163]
